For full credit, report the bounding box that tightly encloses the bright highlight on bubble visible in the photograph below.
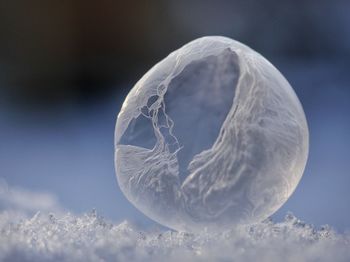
[115,36,309,232]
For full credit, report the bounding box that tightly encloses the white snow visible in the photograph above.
[1,182,349,262]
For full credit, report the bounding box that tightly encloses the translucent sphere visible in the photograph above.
[115,36,309,232]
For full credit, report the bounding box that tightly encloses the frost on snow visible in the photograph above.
[1,184,349,262]
[1,210,350,262]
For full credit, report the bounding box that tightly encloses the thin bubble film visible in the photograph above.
[115,36,309,232]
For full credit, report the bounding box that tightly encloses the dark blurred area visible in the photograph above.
[0,1,350,230]
[1,0,349,107]
[0,1,167,107]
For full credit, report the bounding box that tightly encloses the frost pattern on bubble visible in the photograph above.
[1,211,349,262]
[115,36,309,232]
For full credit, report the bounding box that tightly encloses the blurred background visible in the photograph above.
[0,0,349,231]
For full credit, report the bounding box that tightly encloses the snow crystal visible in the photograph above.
[1,182,349,261]
[0,210,349,262]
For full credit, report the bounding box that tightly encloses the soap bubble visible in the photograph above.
[115,36,309,232]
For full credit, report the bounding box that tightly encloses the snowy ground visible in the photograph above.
[1,182,350,262]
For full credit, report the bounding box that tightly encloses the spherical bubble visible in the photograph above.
[114,36,309,232]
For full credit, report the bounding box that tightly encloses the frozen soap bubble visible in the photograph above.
[115,36,309,232]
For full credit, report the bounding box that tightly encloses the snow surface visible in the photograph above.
[1,211,350,262]
[1,182,350,262]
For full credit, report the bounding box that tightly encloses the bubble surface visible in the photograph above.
[115,36,309,232]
